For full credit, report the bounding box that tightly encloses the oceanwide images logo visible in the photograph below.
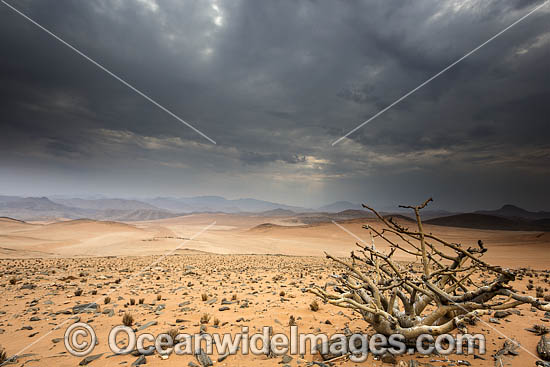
[65,322,485,362]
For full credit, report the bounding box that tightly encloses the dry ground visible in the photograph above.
[0,214,549,366]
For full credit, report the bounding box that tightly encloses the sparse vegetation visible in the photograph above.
[0,346,7,364]
[201,293,208,301]
[309,300,319,312]
[200,313,211,324]
[74,289,83,296]
[122,312,134,327]
[157,294,162,301]
[310,198,550,339]
[288,315,296,326]
[130,298,135,305]
[138,298,144,304]
[167,328,179,344]
[104,296,111,304]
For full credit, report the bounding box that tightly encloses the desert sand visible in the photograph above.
[0,213,549,366]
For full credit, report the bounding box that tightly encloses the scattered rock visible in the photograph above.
[79,353,104,365]
[539,334,550,361]
[73,303,99,314]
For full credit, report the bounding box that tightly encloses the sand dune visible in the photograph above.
[0,213,548,268]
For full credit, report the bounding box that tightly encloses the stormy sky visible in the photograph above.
[1,0,549,210]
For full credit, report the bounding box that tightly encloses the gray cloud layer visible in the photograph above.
[1,0,549,210]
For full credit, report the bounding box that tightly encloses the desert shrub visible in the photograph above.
[231,294,237,301]
[104,296,111,304]
[168,328,179,343]
[279,291,286,297]
[289,315,296,326]
[200,313,211,324]
[201,293,208,301]
[122,312,134,327]
[0,347,7,364]
[310,198,550,340]
[130,298,135,305]
[74,289,83,297]
[138,298,144,304]
[213,317,220,326]
[157,294,162,301]
[309,300,319,312]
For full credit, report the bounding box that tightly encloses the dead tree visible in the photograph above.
[310,198,550,340]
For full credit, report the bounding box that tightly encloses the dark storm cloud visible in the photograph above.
[0,0,549,210]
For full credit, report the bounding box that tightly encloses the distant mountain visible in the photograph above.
[425,213,550,231]
[259,209,296,217]
[51,198,159,211]
[476,204,550,220]
[0,196,179,221]
[0,196,69,211]
[0,195,309,220]
[97,209,181,221]
[0,196,91,220]
[318,201,362,212]
[143,196,307,213]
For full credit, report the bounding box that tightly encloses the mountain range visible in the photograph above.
[0,195,330,220]
[0,196,549,232]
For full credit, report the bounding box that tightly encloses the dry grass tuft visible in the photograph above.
[168,328,179,343]
[122,312,134,327]
[0,347,7,364]
[309,300,319,312]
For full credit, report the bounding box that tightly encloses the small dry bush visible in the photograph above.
[168,328,179,344]
[0,347,7,364]
[104,296,111,304]
[200,313,211,324]
[289,315,296,326]
[122,313,134,327]
[309,300,319,312]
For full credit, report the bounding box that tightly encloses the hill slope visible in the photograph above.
[425,213,550,231]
